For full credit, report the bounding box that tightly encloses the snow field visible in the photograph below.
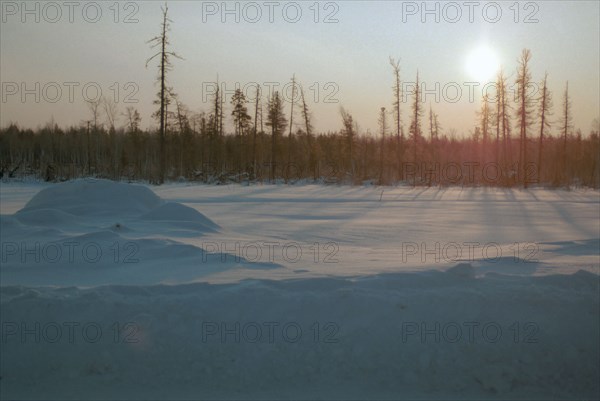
[0,179,598,399]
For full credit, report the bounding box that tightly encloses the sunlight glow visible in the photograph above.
[466,45,500,83]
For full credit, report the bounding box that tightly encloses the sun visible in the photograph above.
[466,45,500,84]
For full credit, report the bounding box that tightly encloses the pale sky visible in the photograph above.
[1,1,599,136]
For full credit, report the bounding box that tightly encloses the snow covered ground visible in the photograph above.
[1,179,598,400]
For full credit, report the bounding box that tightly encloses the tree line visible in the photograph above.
[1,5,598,188]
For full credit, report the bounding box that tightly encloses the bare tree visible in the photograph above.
[429,105,434,142]
[85,120,92,174]
[537,72,552,182]
[389,57,403,179]
[102,96,118,133]
[299,85,313,138]
[299,85,316,180]
[495,68,512,176]
[102,96,120,177]
[409,71,423,170]
[86,98,102,131]
[493,71,502,166]
[429,105,441,174]
[378,107,387,185]
[208,79,222,171]
[219,80,225,137]
[124,106,141,134]
[213,80,221,135]
[515,49,533,188]
[433,112,441,139]
[561,81,573,184]
[146,2,183,183]
[287,74,297,170]
[478,93,491,163]
[252,84,261,178]
[85,98,102,173]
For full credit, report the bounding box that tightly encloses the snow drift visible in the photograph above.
[1,269,598,400]
[1,181,598,400]
[1,179,281,287]
[17,179,214,227]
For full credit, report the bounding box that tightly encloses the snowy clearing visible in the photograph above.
[0,179,599,400]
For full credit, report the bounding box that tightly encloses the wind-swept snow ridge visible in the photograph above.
[1,269,598,400]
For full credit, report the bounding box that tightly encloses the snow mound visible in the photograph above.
[15,208,81,227]
[141,201,219,231]
[0,180,282,286]
[19,179,163,217]
[446,262,476,278]
[15,179,220,233]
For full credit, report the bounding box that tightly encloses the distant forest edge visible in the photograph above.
[1,5,598,188]
[1,117,598,188]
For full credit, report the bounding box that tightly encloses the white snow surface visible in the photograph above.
[0,179,598,400]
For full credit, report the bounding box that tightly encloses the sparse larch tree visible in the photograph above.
[287,74,297,171]
[495,68,512,176]
[299,85,316,180]
[378,107,387,185]
[389,57,403,179]
[409,71,423,176]
[340,107,355,179]
[515,49,534,188]
[252,84,261,179]
[85,98,102,172]
[561,81,573,184]
[478,93,491,164]
[266,91,287,182]
[429,105,441,168]
[146,2,182,183]
[124,106,141,134]
[537,72,552,182]
[231,89,251,171]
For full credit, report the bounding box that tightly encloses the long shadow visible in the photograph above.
[547,200,600,239]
